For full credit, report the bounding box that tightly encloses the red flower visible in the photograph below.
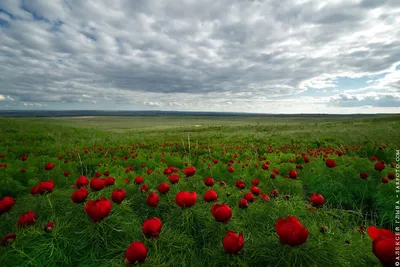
[204,177,215,186]
[184,167,196,177]
[21,154,28,161]
[111,189,126,204]
[142,217,163,238]
[235,180,246,189]
[125,241,148,264]
[244,192,255,203]
[251,178,260,186]
[370,156,378,161]
[275,216,309,246]
[325,159,337,168]
[260,194,270,201]
[44,162,54,170]
[146,192,159,207]
[83,197,112,222]
[169,174,179,184]
[164,167,172,175]
[270,189,279,198]
[17,211,37,227]
[71,188,88,203]
[388,173,395,180]
[75,176,89,188]
[40,180,55,193]
[211,204,232,223]
[175,191,197,208]
[223,231,244,254]
[214,159,219,164]
[125,166,134,173]
[360,172,368,180]
[106,177,115,186]
[157,182,170,194]
[227,167,235,173]
[382,177,389,183]
[20,167,26,173]
[134,176,144,185]
[64,171,70,177]
[90,178,106,191]
[262,163,269,170]
[311,193,324,207]
[251,186,261,196]
[0,196,15,213]
[375,162,385,172]
[368,226,395,267]
[296,164,303,169]
[238,198,248,209]
[203,189,218,202]
[140,184,149,193]
[1,233,16,246]
[288,170,298,179]
[270,173,277,179]
[31,180,55,195]
[44,221,54,232]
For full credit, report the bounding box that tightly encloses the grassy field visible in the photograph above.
[0,115,399,266]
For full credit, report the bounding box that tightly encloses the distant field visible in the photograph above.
[9,115,400,144]
[0,115,399,266]
[38,115,361,130]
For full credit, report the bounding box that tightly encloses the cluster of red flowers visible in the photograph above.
[0,145,396,266]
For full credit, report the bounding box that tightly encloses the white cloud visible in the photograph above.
[329,92,400,107]
[0,0,399,113]
[0,12,11,22]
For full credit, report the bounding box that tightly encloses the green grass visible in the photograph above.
[0,115,399,266]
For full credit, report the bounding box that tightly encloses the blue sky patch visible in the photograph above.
[0,18,9,27]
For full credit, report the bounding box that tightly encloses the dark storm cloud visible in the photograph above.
[0,0,399,112]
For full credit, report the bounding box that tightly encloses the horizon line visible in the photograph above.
[0,110,399,116]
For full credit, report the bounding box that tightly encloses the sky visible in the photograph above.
[0,0,399,114]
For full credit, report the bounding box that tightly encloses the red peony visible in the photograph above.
[142,217,163,238]
[175,191,197,208]
[223,231,244,254]
[275,216,309,246]
[211,204,232,223]
[83,197,112,222]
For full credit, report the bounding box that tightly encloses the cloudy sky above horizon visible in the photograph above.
[0,0,399,114]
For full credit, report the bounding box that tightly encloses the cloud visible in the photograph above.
[23,102,47,107]
[0,0,399,113]
[329,92,400,107]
